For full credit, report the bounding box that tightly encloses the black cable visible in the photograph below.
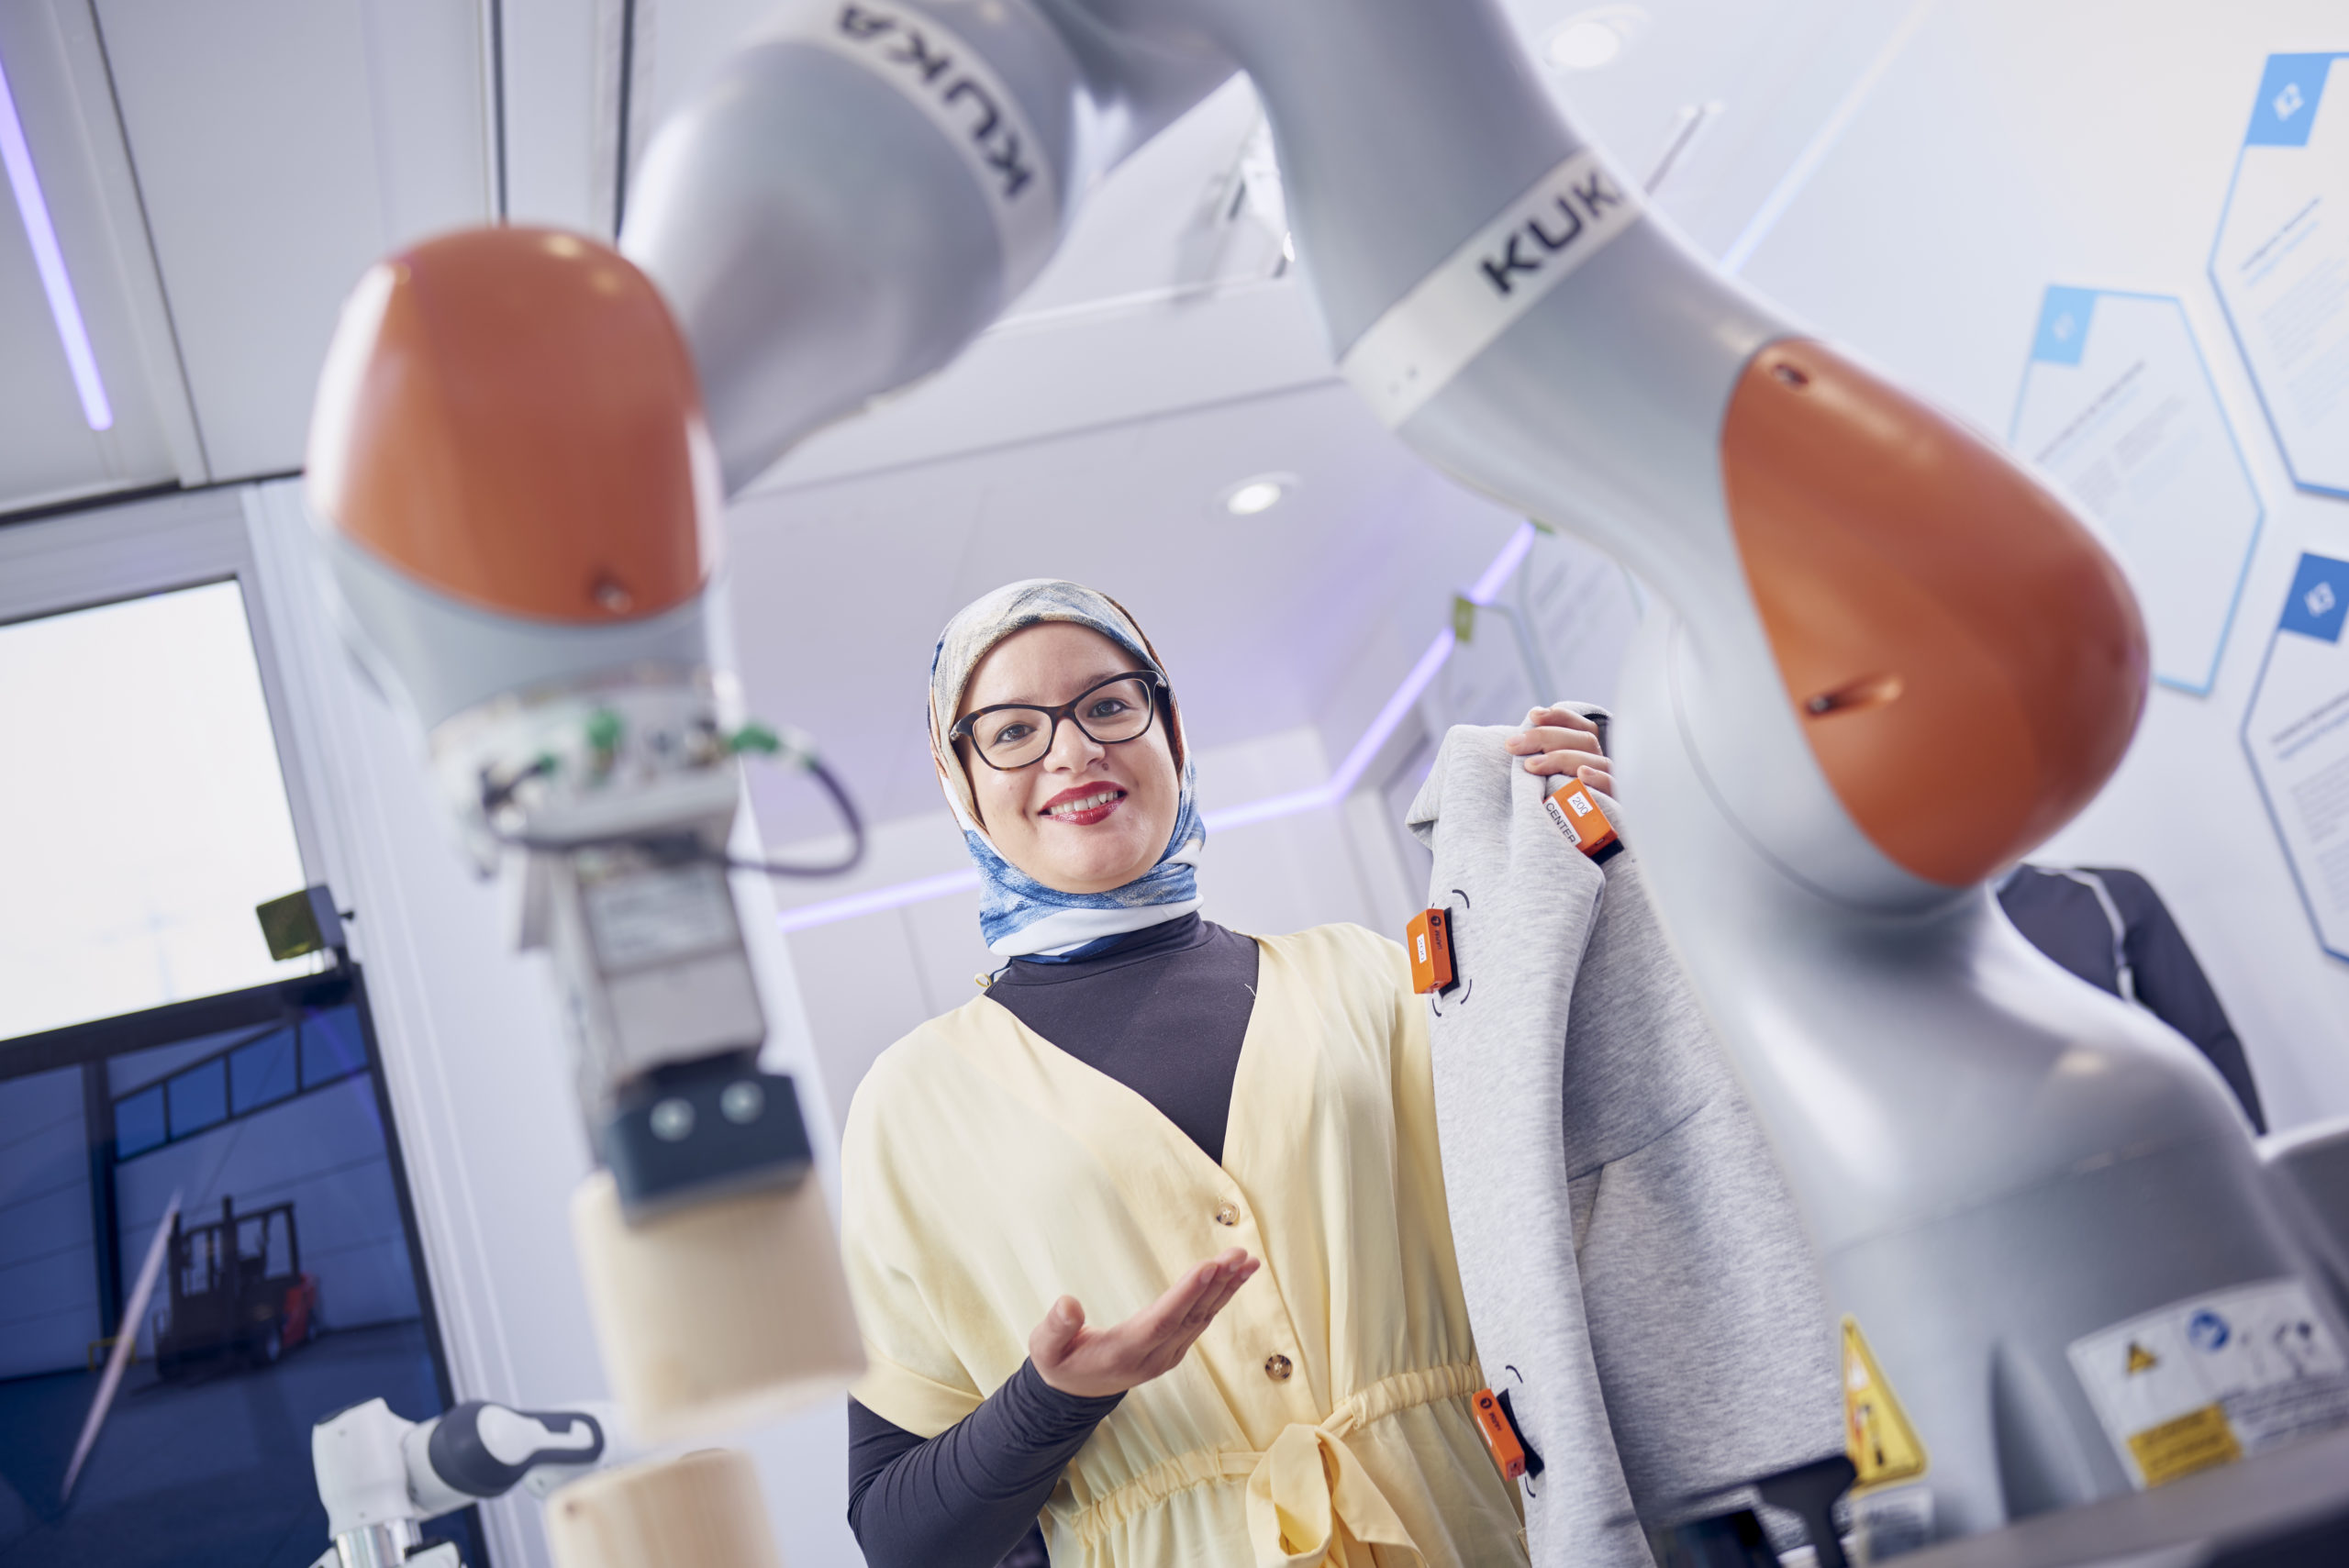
[719,755,865,878]
[478,753,866,878]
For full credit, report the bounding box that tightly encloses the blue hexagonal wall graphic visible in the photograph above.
[2243,553,2349,961]
[2210,52,2349,500]
[2010,287,2264,694]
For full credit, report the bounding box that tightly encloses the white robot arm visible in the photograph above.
[308,1397,618,1568]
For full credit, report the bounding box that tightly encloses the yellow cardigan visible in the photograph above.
[841,923,1528,1567]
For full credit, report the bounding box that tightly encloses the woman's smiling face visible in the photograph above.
[957,622,1180,895]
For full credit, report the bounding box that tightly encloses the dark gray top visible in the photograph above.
[844,913,1261,1568]
[1998,864,2264,1132]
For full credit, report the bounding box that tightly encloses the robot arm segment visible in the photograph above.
[620,0,1078,494]
[1140,0,2147,895]
[618,0,1232,494]
[314,1397,610,1529]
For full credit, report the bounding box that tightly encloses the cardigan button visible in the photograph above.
[1264,1353,1294,1382]
[1214,1202,1241,1227]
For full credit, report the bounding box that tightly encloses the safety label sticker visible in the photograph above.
[2066,1277,2349,1488]
[1842,1317,1928,1489]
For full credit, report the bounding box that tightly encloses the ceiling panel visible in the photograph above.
[94,0,491,480]
[1501,0,1911,254]
[0,1,195,514]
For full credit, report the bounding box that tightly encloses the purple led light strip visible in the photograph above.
[774,520,1541,933]
[0,47,114,431]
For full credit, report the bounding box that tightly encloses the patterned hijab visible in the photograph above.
[930,580,1204,957]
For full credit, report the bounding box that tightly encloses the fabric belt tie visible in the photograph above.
[1243,1420,1422,1568]
[1063,1361,1478,1560]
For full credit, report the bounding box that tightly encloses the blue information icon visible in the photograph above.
[2188,1309,2232,1354]
[2210,53,2349,499]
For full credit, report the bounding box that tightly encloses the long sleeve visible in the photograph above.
[847,1362,1122,1568]
[2095,868,2266,1135]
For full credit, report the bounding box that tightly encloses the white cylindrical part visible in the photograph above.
[571,1171,864,1442]
[544,1448,782,1568]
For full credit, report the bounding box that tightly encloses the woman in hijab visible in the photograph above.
[841,580,1609,1568]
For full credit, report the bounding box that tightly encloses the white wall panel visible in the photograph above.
[502,0,624,233]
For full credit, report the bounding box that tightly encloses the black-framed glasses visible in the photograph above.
[951,672,1166,771]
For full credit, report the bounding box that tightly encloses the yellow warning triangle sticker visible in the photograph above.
[1842,1317,1928,1488]
[2125,1341,2159,1375]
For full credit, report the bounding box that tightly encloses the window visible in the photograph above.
[0,579,313,1039]
[0,981,482,1566]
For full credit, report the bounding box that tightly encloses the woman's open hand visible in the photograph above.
[1503,704,1612,795]
[1030,1249,1260,1398]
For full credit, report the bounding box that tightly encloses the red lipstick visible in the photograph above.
[1039,784,1127,827]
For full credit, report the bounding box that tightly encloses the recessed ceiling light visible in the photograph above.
[1545,6,1645,72]
[1220,474,1295,517]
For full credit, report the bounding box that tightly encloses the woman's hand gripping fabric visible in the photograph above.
[1030,1250,1260,1399]
[1503,704,1612,795]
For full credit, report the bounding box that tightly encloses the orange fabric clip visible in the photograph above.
[1406,908,1456,995]
[1545,780,1622,862]
[1472,1388,1528,1481]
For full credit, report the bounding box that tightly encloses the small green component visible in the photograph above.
[1451,594,1477,643]
[1530,517,1557,536]
[728,722,782,756]
[534,751,562,779]
[585,708,624,753]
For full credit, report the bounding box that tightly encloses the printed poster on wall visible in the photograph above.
[2243,553,2349,960]
[2210,52,2349,498]
[2010,287,2263,694]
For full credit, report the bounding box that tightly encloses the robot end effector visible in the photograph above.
[305,229,810,1220]
[305,230,864,1441]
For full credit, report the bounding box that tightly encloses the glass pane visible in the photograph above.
[229,1029,297,1114]
[0,580,310,1041]
[164,1058,226,1139]
[115,1084,165,1158]
[299,1010,367,1088]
